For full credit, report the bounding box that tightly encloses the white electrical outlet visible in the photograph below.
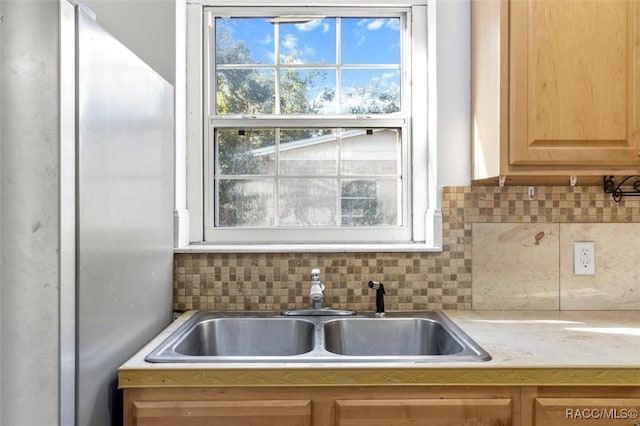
[573,241,595,275]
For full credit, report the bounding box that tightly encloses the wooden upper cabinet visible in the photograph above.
[510,0,640,166]
[472,0,640,181]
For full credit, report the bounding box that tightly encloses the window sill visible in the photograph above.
[175,243,442,254]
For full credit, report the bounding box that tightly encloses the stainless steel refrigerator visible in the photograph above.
[60,2,174,425]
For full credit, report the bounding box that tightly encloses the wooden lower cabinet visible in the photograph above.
[131,399,311,426]
[124,385,640,426]
[336,399,512,426]
[534,398,640,426]
[124,387,519,426]
[531,387,640,426]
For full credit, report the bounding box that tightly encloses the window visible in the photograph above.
[198,6,431,246]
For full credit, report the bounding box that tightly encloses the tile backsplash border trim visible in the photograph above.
[174,185,640,312]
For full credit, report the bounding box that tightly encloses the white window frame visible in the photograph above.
[185,2,440,252]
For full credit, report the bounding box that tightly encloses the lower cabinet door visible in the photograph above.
[131,399,311,426]
[535,398,640,426]
[335,399,512,426]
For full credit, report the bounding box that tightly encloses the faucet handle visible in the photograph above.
[311,269,324,289]
[368,280,385,293]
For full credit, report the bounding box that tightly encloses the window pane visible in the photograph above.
[217,179,275,227]
[279,129,338,175]
[214,128,403,228]
[279,178,337,226]
[340,69,400,114]
[341,179,400,226]
[279,18,336,64]
[215,18,274,65]
[341,17,401,64]
[279,69,337,114]
[217,129,275,175]
[216,69,275,114]
[340,128,400,175]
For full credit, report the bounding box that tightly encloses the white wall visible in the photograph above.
[84,0,188,246]
[1,2,61,425]
[175,0,188,246]
[436,0,471,187]
[83,0,177,85]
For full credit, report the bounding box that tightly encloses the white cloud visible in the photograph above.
[259,34,273,45]
[295,19,323,32]
[282,33,298,50]
[265,51,276,63]
[279,34,317,63]
[357,18,399,32]
[385,19,400,31]
[366,19,386,31]
[304,46,317,58]
[353,18,399,46]
[380,71,400,82]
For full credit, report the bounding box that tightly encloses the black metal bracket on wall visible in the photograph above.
[603,175,640,202]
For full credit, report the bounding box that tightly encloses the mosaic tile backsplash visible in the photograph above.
[174,185,640,312]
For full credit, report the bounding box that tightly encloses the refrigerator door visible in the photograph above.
[76,9,174,426]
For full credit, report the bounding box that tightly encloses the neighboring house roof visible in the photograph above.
[250,129,388,156]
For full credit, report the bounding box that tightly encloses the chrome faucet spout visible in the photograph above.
[309,268,325,310]
[312,298,325,310]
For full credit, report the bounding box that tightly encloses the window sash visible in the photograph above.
[204,120,411,243]
[205,7,409,118]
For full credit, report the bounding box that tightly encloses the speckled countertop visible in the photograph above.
[118,310,640,388]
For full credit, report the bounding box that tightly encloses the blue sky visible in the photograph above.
[217,17,400,65]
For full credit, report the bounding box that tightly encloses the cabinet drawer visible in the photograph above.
[535,398,640,426]
[336,398,512,426]
[132,399,311,426]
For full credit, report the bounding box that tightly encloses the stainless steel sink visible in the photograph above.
[145,311,491,363]
[323,318,464,356]
[174,317,315,356]
[146,314,316,362]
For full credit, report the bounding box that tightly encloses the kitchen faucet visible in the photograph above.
[309,268,325,310]
[280,268,356,316]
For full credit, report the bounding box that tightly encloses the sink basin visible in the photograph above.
[323,318,464,356]
[146,314,315,361]
[145,311,490,363]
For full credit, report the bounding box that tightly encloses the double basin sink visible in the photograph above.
[145,311,491,363]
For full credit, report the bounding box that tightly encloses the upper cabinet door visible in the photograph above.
[509,0,640,166]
